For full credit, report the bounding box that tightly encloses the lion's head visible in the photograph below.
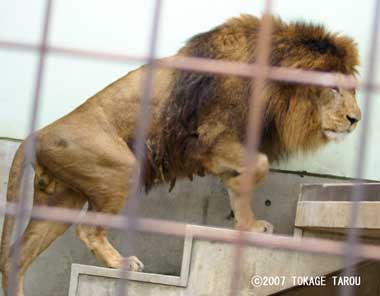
[319,87,361,141]
[263,81,361,160]
[261,19,361,160]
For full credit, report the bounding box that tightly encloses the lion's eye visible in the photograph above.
[331,87,339,94]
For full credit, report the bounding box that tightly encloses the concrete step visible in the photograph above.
[295,183,380,239]
[68,183,380,296]
[68,238,347,296]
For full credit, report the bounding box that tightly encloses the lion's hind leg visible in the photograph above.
[2,176,86,296]
[73,151,144,272]
[74,176,145,272]
[76,223,144,271]
[39,130,144,272]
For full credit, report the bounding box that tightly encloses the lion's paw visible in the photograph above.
[107,256,144,272]
[250,220,274,234]
[126,256,144,272]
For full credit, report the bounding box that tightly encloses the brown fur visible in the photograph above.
[145,15,359,189]
[0,15,361,296]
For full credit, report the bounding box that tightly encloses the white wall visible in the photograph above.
[0,0,379,180]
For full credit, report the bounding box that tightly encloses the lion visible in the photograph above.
[0,14,360,295]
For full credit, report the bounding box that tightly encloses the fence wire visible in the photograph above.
[118,0,163,295]
[341,0,380,296]
[5,1,53,296]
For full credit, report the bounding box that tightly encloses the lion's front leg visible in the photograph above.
[228,189,273,233]
[225,153,273,234]
[204,139,273,234]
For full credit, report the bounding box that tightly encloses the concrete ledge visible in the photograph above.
[299,183,380,202]
[69,232,193,296]
[69,238,351,296]
[295,184,380,239]
[295,201,380,229]
[69,265,182,295]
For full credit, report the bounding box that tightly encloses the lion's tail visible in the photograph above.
[0,139,29,271]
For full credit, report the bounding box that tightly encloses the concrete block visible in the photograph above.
[295,183,380,239]
[69,239,348,296]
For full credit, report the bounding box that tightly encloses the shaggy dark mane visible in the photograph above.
[145,29,226,190]
[302,36,341,55]
[143,14,359,191]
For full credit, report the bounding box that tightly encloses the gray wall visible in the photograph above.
[0,139,346,296]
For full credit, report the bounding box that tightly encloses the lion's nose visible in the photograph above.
[346,114,359,125]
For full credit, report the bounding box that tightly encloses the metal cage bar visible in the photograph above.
[230,2,274,294]
[340,0,380,296]
[2,202,380,260]
[118,0,163,295]
[5,1,53,296]
[0,40,370,90]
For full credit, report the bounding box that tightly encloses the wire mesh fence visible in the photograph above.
[0,0,379,295]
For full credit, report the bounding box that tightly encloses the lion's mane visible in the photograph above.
[144,15,359,190]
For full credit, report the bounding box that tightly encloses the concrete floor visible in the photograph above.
[0,138,354,296]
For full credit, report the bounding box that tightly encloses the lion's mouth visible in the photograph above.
[323,129,349,142]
